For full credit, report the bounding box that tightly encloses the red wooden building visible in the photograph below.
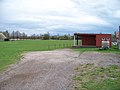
[74,33,112,47]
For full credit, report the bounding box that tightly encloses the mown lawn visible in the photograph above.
[0,40,73,72]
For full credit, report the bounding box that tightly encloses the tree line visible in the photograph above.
[1,31,74,40]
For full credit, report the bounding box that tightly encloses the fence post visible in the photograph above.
[64,44,65,47]
[48,45,50,50]
[59,44,60,48]
[54,44,56,49]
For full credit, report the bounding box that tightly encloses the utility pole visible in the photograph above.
[118,26,120,50]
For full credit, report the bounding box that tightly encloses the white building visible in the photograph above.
[0,33,7,41]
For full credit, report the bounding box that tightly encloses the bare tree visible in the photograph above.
[11,31,15,39]
[15,31,21,39]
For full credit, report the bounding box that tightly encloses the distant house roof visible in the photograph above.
[0,33,7,39]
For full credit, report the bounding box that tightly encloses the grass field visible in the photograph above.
[0,40,73,72]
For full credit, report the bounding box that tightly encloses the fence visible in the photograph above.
[47,43,73,50]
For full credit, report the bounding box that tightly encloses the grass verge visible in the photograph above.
[73,64,120,90]
[76,45,120,54]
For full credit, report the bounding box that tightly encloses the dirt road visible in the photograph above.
[0,49,120,90]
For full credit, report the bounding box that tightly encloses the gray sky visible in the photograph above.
[0,0,120,35]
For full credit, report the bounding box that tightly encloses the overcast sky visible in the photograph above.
[0,0,120,35]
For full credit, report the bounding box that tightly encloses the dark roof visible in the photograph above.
[74,33,111,36]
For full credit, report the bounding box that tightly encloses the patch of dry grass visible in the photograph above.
[73,64,120,90]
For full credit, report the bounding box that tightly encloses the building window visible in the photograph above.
[106,37,110,41]
[102,37,105,41]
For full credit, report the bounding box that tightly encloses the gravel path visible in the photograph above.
[0,49,120,90]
